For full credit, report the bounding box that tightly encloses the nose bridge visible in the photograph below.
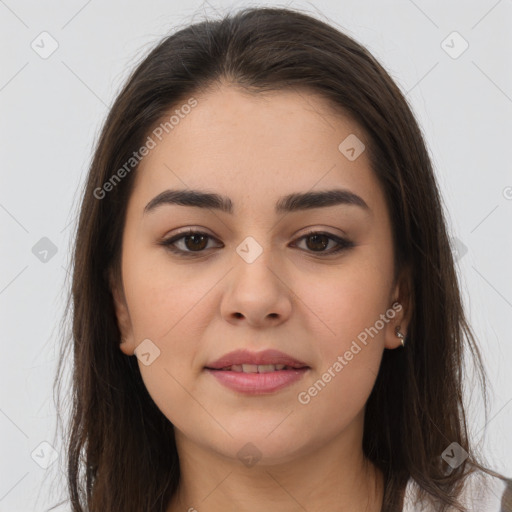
[232,233,280,288]
[220,231,293,325]
[227,206,281,265]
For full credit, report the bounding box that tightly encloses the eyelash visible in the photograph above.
[159,229,354,257]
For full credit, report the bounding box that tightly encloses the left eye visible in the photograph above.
[293,231,353,254]
[159,229,353,256]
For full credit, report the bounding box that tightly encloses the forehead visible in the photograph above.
[130,85,383,216]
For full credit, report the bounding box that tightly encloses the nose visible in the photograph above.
[220,246,293,328]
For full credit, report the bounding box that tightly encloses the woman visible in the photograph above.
[52,6,511,511]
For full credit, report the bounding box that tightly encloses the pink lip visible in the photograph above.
[205,367,309,394]
[205,349,309,369]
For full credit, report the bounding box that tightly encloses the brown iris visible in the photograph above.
[304,233,329,251]
[183,233,209,251]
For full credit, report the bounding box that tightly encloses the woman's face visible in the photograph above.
[111,84,408,464]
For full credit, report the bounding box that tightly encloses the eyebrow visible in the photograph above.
[143,188,370,215]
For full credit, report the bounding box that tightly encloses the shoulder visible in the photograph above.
[402,470,512,512]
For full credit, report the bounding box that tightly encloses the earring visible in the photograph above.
[395,326,406,347]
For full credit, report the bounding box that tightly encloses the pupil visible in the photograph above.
[186,234,207,251]
[307,234,328,251]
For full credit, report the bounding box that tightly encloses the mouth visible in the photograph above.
[204,365,310,394]
[205,363,309,373]
[204,349,311,394]
[204,348,310,371]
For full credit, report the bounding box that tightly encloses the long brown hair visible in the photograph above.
[50,6,502,511]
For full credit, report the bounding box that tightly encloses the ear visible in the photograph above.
[384,265,413,350]
[108,268,136,356]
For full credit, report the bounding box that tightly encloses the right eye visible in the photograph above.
[159,229,223,256]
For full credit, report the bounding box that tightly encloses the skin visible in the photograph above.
[110,83,411,512]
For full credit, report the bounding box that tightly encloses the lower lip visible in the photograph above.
[205,368,309,394]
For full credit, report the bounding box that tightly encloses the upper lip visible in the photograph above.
[205,349,309,369]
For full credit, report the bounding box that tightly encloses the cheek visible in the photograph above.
[298,260,393,351]
[122,242,214,340]
[292,259,392,407]
[120,248,217,420]
[293,274,388,427]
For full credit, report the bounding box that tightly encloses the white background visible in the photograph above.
[1,0,511,510]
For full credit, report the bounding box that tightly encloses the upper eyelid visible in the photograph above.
[165,228,346,242]
[163,229,350,252]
